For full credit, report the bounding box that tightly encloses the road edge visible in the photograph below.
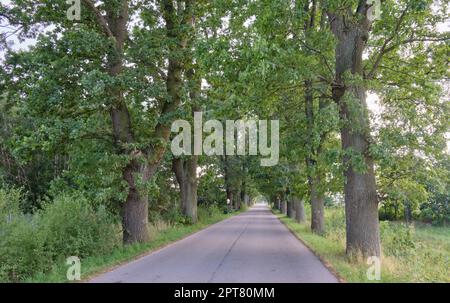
[272,210,347,283]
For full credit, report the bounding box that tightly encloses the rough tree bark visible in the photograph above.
[286,197,295,219]
[172,157,198,223]
[328,4,381,257]
[304,79,325,234]
[273,196,280,210]
[281,197,287,215]
[244,194,250,206]
[310,175,325,234]
[234,189,241,209]
[293,196,306,223]
[240,190,246,207]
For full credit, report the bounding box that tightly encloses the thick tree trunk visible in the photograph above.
[304,79,325,234]
[310,175,325,234]
[240,189,246,207]
[329,11,381,257]
[341,122,380,257]
[122,156,150,244]
[287,198,295,219]
[234,189,241,209]
[228,192,233,208]
[183,177,198,223]
[293,196,306,223]
[281,199,287,215]
[172,157,198,223]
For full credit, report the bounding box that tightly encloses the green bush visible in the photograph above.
[419,199,450,226]
[198,204,222,222]
[0,215,49,282]
[0,187,22,216]
[0,188,49,282]
[0,189,119,282]
[39,194,119,259]
[380,221,416,257]
[161,205,190,225]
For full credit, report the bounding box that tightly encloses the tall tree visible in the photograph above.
[1,0,197,244]
[326,0,449,256]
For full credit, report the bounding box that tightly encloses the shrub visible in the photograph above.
[419,199,450,226]
[161,205,189,225]
[198,204,222,222]
[0,214,50,282]
[0,187,22,216]
[380,221,416,257]
[0,189,120,282]
[0,188,49,282]
[39,194,119,259]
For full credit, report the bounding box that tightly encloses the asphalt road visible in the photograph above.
[90,204,338,283]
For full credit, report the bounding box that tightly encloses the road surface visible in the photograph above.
[90,204,338,283]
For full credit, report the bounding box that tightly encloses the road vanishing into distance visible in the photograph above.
[90,204,338,283]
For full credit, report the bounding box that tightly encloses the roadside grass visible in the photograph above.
[27,207,242,283]
[275,206,450,283]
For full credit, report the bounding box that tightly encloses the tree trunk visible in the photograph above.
[294,196,306,223]
[404,201,412,224]
[310,175,325,234]
[121,158,150,244]
[281,199,287,215]
[184,170,198,223]
[228,192,233,208]
[223,155,233,207]
[287,198,295,219]
[234,189,241,209]
[304,78,325,234]
[341,122,380,257]
[240,189,246,207]
[329,11,381,257]
[172,157,198,223]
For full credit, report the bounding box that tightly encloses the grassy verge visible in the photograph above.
[28,208,243,283]
[274,207,450,283]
